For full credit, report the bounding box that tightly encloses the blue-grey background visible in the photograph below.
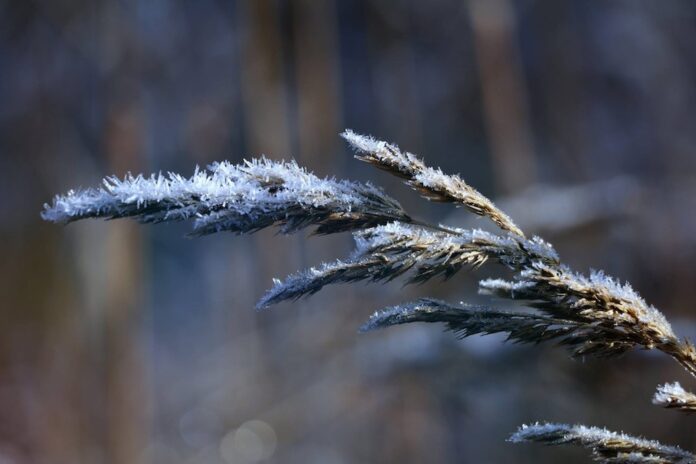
[2,1,696,463]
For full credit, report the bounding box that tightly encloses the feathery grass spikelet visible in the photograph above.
[256,258,388,309]
[43,129,696,462]
[42,158,410,235]
[653,382,696,413]
[479,261,696,371]
[362,299,638,357]
[42,130,696,374]
[341,129,525,237]
[510,423,694,464]
[258,223,559,308]
[360,299,492,333]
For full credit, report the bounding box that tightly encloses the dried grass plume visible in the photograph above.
[43,129,696,464]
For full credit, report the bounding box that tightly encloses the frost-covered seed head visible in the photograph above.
[342,129,525,237]
[42,130,696,425]
[653,382,696,413]
[510,422,694,464]
[258,223,559,308]
[362,299,642,359]
[42,157,410,236]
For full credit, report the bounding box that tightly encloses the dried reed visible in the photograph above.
[510,423,693,464]
[43,130,696,463]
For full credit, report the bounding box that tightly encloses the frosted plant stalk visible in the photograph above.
[361,298,652,358]
[257,223,558,308]
[510,423,694,464]
[43,129,696,463]
[42,158,410,235]
[653,382,696,413]
[342,129,525,237]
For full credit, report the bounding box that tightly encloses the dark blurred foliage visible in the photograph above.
[2,0,696,463]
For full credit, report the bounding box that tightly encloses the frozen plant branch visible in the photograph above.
[362,299,640,358]
[43,129,696,463]
[42,158,411,236]
[257,223,558,308]
[510,423,694,464]
[478,266,696,377]
[42,131,696,376]
[338,132,696,374]
[342,129,525,237]
[653,382,696,413]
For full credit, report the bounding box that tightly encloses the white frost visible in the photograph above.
[653,382,696,408]
[41,157,396,235]
[510,422,693,462]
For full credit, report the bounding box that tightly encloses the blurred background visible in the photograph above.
[2,0,696,463]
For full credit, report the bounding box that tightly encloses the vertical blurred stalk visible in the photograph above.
[67,3,155,462]
[291,0,344,279]
[102,104,150,464]
[237,0,299,274]
[238,0,292,155]
[292,0,342,172]
[468,0,537,194]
